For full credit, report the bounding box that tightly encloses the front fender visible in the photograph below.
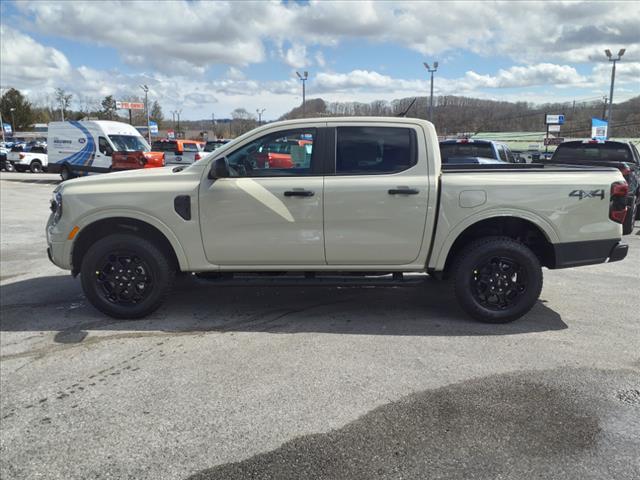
[73,209,190,271]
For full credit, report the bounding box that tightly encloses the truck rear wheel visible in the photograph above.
[451,237,543,323]
[30,160,43,173]
[80,234,175,319]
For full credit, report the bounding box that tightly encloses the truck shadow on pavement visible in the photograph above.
[0,274,567,343]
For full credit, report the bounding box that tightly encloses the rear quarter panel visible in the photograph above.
[430,169,625,271]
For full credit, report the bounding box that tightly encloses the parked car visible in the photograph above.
[439,139,523,164]
[204,139,230,152]
[110,150,165,171]
[548,139,640,234]
[0,144,14,171]
[7,143,48,173]
[47,118,629,323]
[151,139,204,166]
[48,121,151,180]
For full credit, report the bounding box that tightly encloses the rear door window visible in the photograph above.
[335,127,416,174]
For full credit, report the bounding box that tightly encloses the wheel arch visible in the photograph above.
[432,213,558,273]
[71,214,188,275]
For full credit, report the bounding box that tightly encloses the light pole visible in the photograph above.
[423,62,438,122]
[10,107,16,134]
[256,108,265,124]
[296,71,308,117]
[140,84,151,145]
[604,48,625,137]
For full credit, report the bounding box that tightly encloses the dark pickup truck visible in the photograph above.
[548,140,640,234]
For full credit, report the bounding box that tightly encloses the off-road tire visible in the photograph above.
[451,236,543,323]
[623,198,637,233]
[80,234,175,319]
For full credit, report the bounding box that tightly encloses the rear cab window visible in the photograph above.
[335,126,417,174]
[552,142,633,162]
[440,142,496,162]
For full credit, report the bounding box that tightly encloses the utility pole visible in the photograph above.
[0,109,5,142]
[604,48,625,137]
[9,107,16,134]
[423,62,438,122]
[140,84,151,145]
[256,108,265,124]
[602,96,608,120]
[296,71,308,117]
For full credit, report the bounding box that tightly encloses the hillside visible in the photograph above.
[279,95,640,137]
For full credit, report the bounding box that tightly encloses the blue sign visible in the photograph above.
[591,118,608,141]
[2,123,12,134]
[149,121,159,135]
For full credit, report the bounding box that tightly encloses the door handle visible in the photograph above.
[284,190,315,197]
[388,188,419,195]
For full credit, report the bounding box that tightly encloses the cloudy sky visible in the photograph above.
[1,0,639,120]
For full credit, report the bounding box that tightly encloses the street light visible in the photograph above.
[604,48,625,137]
[9,107,16,134]
[296,71,308,117]
[256,108,266,124]
[423,62,438,122]
[139,84,151,145]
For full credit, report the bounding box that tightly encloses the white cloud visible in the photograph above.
[314,70,425,93]
[0,25,71,87]
[282,43,309,68]
[315,51,326,68]
[462,64,588,89]
[16,1,638,71]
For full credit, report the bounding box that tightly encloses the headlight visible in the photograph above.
[50,191,63,224]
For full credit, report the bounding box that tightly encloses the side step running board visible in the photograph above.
[194,273,429,287]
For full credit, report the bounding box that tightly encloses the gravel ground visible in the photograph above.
[1,171,639,479]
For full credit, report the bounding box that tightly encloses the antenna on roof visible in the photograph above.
[396,97,417,117]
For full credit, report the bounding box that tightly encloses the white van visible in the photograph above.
[48,121,150,180]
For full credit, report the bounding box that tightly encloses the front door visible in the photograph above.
[199,127,325,265]
[323,125,430,265]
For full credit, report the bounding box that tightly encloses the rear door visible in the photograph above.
[323,125,430,265]
[199,126,326,265]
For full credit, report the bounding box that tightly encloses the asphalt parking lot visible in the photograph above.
[1,171,639,479]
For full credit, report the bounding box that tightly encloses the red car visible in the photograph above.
[254,139,312,169]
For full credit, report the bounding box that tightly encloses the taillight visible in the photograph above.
[609,181,629,224]
[195,153,202,162]
[19,153,25,159]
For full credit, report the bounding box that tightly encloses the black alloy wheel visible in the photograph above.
[452,237,543,323]
[470,256,527,311]
[95,252,154,305]
[81,234,175,319]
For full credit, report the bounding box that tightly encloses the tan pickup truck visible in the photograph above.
[47,118,630,323]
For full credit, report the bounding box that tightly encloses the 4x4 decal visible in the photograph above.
[569,189,605,200]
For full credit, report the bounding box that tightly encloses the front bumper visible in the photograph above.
[553,239,628,269]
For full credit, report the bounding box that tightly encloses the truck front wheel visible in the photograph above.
[451,237,543,323]
[80,234,175,319]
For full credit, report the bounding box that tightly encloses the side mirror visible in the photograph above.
[209,157,230,179]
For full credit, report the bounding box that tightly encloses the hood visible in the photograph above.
[61,162,206,190]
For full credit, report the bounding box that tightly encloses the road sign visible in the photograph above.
[545,114,565,125]
[544,137,564,146]
[116,101,144,110]
[548,124,561,132]
[167,129,175,140]
[149,121,159,135]
[2,123,12,134]
[591,118,608,141]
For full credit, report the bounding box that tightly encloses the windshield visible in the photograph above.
[108,135,150,152]
[440,143,496,162]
